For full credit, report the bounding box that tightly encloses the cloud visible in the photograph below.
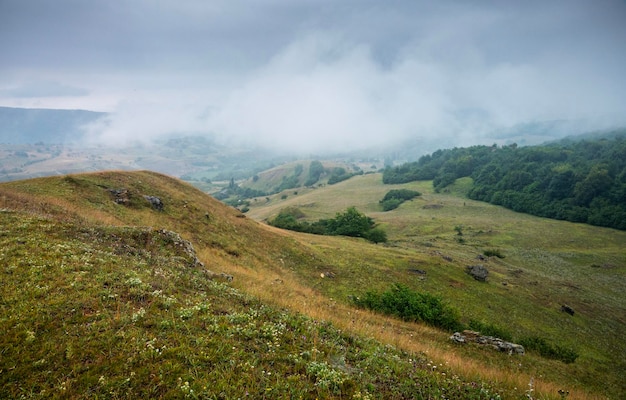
[2,1,625,151]
[1,80,89,98]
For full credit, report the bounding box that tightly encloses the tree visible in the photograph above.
[327,207,374,237]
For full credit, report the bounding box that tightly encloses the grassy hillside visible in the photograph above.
[1,171,622,398]
[239,160,371,194]
[247,173,626,398]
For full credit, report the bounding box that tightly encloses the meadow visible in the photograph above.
[1,170,624,398]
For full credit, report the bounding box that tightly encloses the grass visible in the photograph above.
[0,210,505,399]
[247,173,626,398]
[1,170,623,398]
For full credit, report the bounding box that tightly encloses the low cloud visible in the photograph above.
[2,1,625,152]
[1,80,89,98]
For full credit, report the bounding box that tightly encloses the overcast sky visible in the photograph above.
[1,0,625,151]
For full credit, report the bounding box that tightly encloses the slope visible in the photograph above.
[246,173,626,399]
[0,170,618,399]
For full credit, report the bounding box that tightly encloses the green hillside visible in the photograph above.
[247,173,626,399]
[382,131,626,230]
[1,171,623,398]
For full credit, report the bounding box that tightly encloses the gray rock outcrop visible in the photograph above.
[144,195,164,211]
[450,330,524,355]
[466,264,489,282]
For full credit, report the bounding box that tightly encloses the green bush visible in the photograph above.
[380,198,403,211]
[354,284,463,332]
[468,320,513,341]
[380,189,421,211]
[269,207,386,243]
[382,189,421,202]
[518,336,579,363]
[366,227,388,244]
[483,248,505,258]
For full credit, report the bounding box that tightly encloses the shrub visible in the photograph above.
[380,198,403,211]
[483,248,505,258]
[366,227,388,244]
[518,336,579,363]
[382,189,421,202]
[354,284,463,332]
[270,207,386,243]
[380,189,421,211]
[468,320,513,341]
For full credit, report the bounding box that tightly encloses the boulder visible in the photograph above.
[466,264,489,282]
[561,304,575,316]
[144,195,163,211]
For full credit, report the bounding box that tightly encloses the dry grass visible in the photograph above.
[221,247,604,400]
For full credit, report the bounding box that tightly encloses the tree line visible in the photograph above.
[383,130,626,230]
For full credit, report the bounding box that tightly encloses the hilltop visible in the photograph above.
[1,171,624,398]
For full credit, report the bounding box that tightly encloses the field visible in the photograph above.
[1,171,624,398]
[246,173,626,398]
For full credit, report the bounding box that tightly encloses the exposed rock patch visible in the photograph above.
[466,264,489,282]
[450,330,525,355]
[156,229,203,268]
[108,188,130,205]
[144,195,164,211]
[408,268,427,275]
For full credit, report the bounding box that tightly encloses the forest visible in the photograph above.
[383,130,626,230]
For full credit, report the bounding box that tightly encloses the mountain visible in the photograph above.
[0,106,107,144]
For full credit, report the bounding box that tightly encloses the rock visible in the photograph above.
[450,330,524,355]
[218,273,234,282]
[108,188,130,205]
[450,332,465,343]
[156,229,203,268]
[466,264,489,282]
[561,304,575,316]
[408,268,427,275]
[144,195,163,211]
[156,229,233,282]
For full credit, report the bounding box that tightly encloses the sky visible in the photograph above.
[1,0,625,152]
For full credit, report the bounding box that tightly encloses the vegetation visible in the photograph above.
[214,177,267,204]
[382,130,626,230]
[328,167,362,185]
[269,206,387,243]
[2,170,625,398]
[0,212,506,399]
[518,336,579,364]
[355,285,579,364]
[275,163,304,192]
[304,160,325,186]
[380,188,421,211]
[354,284,463,332]
[246,172,626,398]
[483,248,505,259]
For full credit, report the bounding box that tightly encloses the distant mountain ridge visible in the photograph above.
[0,106,107,144]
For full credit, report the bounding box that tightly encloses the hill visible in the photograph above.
[1,171,624,398]
[0,171,503,399]
[246,173,626,398]
[0,106,106,144]
[382,130,626,230]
